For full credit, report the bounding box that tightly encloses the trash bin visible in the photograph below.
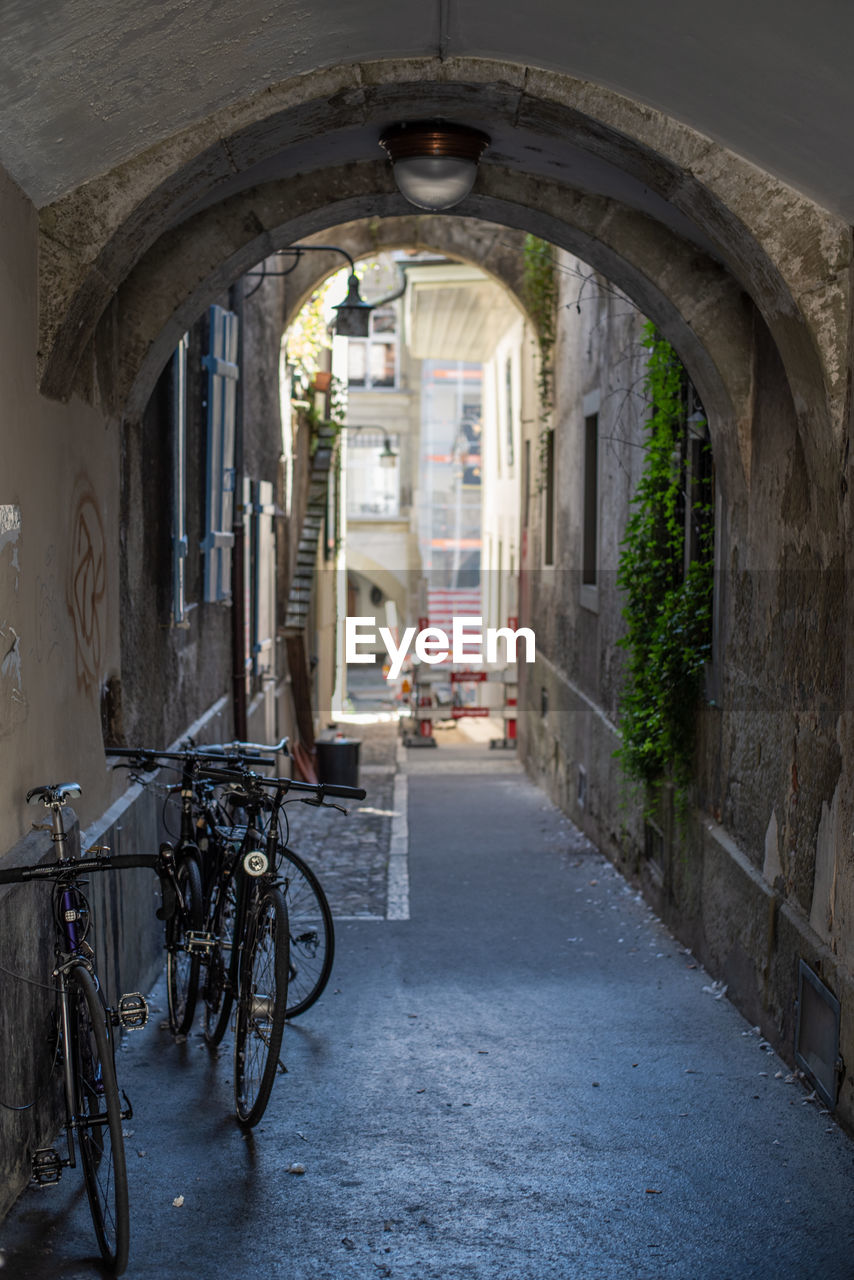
[315,737,361,788]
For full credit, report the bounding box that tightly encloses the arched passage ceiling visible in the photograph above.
[16,27,851,521]
[40,58,849,469]
[4,1,854,220]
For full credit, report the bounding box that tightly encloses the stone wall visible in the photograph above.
[520,247,854,1131]
[0,160,293,1213]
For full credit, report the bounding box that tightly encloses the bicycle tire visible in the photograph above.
[166,854,203,1035]
[233,886,289,1126]
[203,875,237,1046]
[278,847,335,1018]
[68,964,130,1275]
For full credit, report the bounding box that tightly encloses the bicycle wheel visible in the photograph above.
[234,886,289,1126]
[68,965,130,1274]
[278,848,335,1018]
[203,874,237,1046]
[166,854,203,1035]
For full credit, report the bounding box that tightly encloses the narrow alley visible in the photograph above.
[2,723,852,1279]
[6,9,854,1275]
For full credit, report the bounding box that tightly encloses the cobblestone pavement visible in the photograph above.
[286,719,399,918]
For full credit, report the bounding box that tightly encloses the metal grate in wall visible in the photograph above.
[795,960,841,1110]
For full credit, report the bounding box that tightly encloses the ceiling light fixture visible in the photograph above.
[379,121,490,212]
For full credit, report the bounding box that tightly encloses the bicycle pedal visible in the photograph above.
[185,930,216,955]
[31,1148,63,1186]
[116,992,148,1030]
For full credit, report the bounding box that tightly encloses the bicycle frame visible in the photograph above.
[53,940,123,1178]
[0,803,171,1184]
[36,794,122,1181]
[217,800,275,1008]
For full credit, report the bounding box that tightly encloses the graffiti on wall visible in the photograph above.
[67,490,106,694]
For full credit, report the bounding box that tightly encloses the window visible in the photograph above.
[582,412,599,587]
[580,390,600,610]
[522,438,530,528]
[346,431,401,518]
[347,305,398,389]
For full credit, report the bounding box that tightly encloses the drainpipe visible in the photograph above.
[230,277,248,741]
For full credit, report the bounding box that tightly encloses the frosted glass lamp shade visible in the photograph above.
[380,123,490,212]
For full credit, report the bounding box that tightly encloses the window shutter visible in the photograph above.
[202,305,239,602]
[242,475,252,684]
[252,479,276,676]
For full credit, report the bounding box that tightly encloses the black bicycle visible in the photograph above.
[105,741,281,1037]
[0,784,176,1274]
[108,741,340,1026]
[201,768,365,1124]
[193,772,288,1125]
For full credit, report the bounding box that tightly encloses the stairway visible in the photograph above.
[282,424,337,759]
[283,425,336,635]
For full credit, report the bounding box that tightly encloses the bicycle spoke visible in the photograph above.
[69,966,129,1272]
[234,889,288,1125]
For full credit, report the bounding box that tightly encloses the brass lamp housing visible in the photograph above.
[379,121,490,211]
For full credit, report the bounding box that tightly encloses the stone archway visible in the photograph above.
[38,59,849,505]
[276,215,533,333]
[101,165,756,513]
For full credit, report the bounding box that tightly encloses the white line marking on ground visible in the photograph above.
[386,750,410,920]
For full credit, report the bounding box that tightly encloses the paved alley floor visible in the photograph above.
[2,728,854,1278]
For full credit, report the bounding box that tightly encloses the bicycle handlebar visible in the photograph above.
[107,751,366,804]
[190,751,277,768]
[183,765,365,802]
[106,747,277,769]
[263,776,367,801]
[192,737,289,756]
[0,848,168,886]
[106,748,182,761]
[194,767,247,786]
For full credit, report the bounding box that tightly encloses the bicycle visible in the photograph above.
[106,740,282,1037]
[201,768,365,1124]
[261,784,349,1018]
[204,770,339,1020]
[0,784,177,1274]
[108,740,338,1025]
